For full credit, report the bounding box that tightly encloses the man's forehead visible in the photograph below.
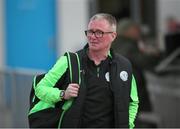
[88,19,110,30]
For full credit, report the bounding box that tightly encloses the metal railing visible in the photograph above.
[145,71,180,128]
[0,67,45,127]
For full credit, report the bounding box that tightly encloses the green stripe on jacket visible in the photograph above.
[129,75,139,128]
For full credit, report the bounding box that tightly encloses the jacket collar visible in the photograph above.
[83,43,115,59]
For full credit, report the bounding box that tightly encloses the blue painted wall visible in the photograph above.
[5,0,57,71]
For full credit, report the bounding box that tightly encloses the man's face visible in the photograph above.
[125,26,141,41]
[128,26,141,40]
[86,19,116,52]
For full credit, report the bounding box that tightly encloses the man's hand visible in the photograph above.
[64,83,80,100]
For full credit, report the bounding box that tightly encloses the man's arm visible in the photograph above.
[129,75,139,128]
[35,56,68,104]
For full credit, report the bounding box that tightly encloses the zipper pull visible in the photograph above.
[97,67,100,77]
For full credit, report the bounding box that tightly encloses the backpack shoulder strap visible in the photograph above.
[64,52,80,85]
[32,52,80,91]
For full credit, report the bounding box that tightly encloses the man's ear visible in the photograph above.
[111,32,117,41]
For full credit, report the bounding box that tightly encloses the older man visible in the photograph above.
[30,13,139,128]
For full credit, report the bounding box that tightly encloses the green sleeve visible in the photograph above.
[129,75,139,128]
[35,55,68,104]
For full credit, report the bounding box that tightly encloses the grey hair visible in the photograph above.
[90,13,117,32]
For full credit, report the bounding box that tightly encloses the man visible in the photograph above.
[112,18,161,70]
[33,13,139,128]
[112,18,159,127]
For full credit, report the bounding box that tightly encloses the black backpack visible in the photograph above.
[28,52,80,128]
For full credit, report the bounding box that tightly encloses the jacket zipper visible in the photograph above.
[97,67,100,77]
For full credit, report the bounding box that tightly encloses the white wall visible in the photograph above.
[157,0,180,51]
[0,0,5,67]
[56,0,89,56]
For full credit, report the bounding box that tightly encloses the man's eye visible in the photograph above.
[96,31,103,35]
[88,30,94,34]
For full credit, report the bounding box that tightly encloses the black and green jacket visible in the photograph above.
[28,46,139,128]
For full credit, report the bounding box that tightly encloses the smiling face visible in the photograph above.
[86,19,117,52]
